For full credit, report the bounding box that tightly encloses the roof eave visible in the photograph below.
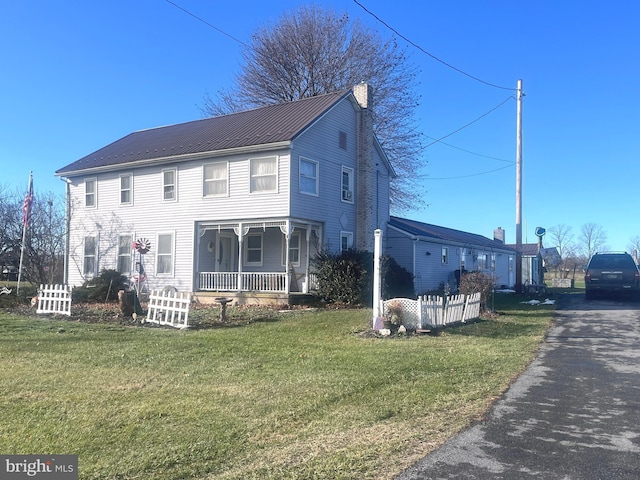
[388,223,517,253]
[55,141,292,177]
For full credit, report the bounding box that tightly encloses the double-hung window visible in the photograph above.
[117,234,133,274]
[244,234,263,266]
[478,254,488,270]
[163,169,177,201]
[83,236,97,276]
[299,158,318,195]
[85,178,96,208]
[341,167,354,202]
[441,247,448,265]
[203,162,228,196]
[282,232,301,266]
[156,233,174,275]
[250,157,277,193]
[120,174,133,205]
[340,231,353,252]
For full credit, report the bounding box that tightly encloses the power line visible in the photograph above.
[426,137,513,163]
[352,0,515,91]
[425,95,515,148]
[427,164,514,180]
[165,0,249,47]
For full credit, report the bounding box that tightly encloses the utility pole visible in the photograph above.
[515,79,524,293]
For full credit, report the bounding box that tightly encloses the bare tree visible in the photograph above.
[547,224,576,278]
[578,223,608,261]
[0,186,23,278]
[0,186,65,285]
[203,5,424,212]
[628,235,640,263]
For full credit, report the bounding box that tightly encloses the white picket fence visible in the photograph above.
[145,289,192,329]
[381,292,481,330]
[37,284,72,316]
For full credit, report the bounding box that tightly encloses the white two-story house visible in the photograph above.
[55,84,394,304]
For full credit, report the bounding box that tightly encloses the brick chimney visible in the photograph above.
[494,227,505,244]
[353,83,374,251]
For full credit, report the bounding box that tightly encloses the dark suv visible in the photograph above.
[584,252,640,299]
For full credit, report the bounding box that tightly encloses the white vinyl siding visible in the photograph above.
[250,156,277,193]
[156,232,174,275]
[299,157,318,195]
[162,169,177,201]
[85,178,96,208]
[203,162,228,196]
[120,174,133,205]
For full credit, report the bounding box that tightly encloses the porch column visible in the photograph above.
[234,223,246,291]
[304,225,311,293]
[281,221,292,294]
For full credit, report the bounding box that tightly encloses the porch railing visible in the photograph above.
[199,272,287,292]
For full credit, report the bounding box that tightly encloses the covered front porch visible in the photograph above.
[195,218,322,295]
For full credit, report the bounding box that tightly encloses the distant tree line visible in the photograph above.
[545,222,639,279]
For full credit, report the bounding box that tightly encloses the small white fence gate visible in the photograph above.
[145,289,192,329]
[37,284,72,316]
[381,292,481,330]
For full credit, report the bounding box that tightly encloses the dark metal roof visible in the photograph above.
[56,90,351,175]
[507,243,540,256]
[389,216,516,252]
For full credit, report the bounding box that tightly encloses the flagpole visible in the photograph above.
[17,171,33,296]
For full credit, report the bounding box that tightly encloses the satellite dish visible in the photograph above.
[535,227,546,237]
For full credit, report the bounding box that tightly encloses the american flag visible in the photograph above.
[22,172,33,227]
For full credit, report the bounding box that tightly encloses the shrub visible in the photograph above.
[312,249,371,305]
[312,250,414,306]
[458,271,495,311]
[72,269,128,303]
[381,255,415,299]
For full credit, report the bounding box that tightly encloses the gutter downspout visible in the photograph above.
[59,176,72,285]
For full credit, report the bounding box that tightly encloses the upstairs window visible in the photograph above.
[120,174,133,205]
[341,167,354,202]
[85,178,96,208]
[339,131,347,150]
[250,157,277,193]
[299,158,318,195]
[203,162,228,196]
[163,169,176,201]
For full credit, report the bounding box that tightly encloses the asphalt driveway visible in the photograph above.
[397,294,640,479]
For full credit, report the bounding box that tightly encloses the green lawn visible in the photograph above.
[0,293,556,479]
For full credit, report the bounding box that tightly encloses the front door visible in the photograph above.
[217,233,234,272]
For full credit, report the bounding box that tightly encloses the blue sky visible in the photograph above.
[2,0,638,252]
